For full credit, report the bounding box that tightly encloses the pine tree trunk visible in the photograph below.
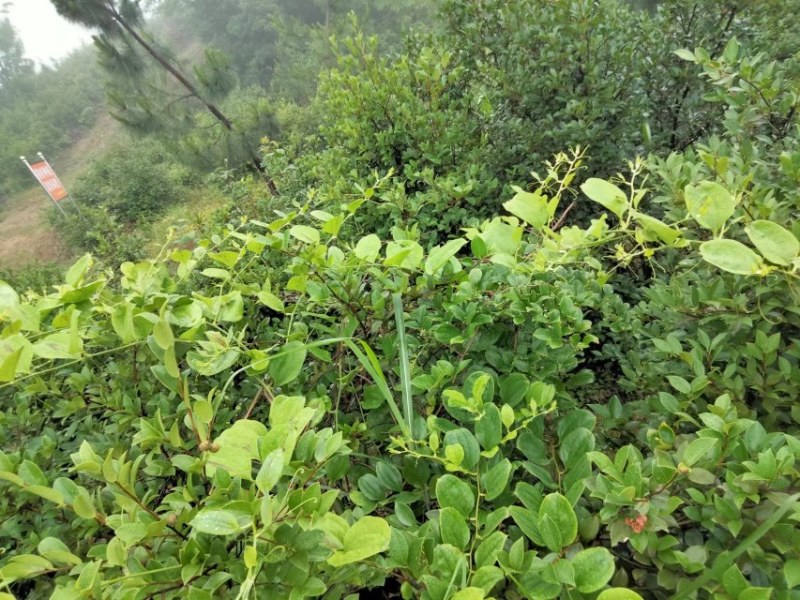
[109,8,279,196]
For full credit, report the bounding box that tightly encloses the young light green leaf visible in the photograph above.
[633,212,681,244]
[684,182,736,232]
[425,239,467,275]
[503,187,550,230]
[255,449,284,493]
[597,589,644,600]
[451,588,486,600]
[354,234,381,261]
[700,239,764,275]
[205,420,267,480]
[289,225,320,244]
[31,333,82,360]
[190,509,248,536]
[581,178,627,218]
[674,48,696,62]
[745,220,799,266]
[327,516,391,567]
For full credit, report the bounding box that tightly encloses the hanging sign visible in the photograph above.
[25,157,68,202]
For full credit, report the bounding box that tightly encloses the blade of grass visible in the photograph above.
[392,292,414,439]
[344,339,411,440]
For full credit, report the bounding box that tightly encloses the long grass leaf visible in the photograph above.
[392,292,414,439]
[344,339,410,439]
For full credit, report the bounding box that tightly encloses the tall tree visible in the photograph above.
[0,18,32,89]
[50,0,278,194]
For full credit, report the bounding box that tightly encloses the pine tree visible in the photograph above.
[50,0,278,194]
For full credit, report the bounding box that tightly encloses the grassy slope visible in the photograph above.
[0,113,121,270]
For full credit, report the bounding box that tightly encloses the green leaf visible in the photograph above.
[440,507,470,550]
[354,234,381,261]
[538,493,577,547]
[538,514,563,552]
[436,474,475,518]
[683,437,719,466]
[111,303,137,344]
[633,212,681,244]
[674,494,799,600]
[385,240,424,269]
[38,538,81,566]
[289,225,320,244]
[481,459,512,501]
[27,485,64,505]
[700,239,764,275]
[674,48,696,61]
[18,460,47,486]
[201,268,231,281]
[257,291,285,313]
[597,588,644,600]
[376,461,403,492]
[684,182,736,232]
[0,347,24,383]
[746,220,799,266]
[739,588,774,600]
[503,187,550,229]
[255,449,284,493]
[475,531,507,568]
[0,554,54,583]
[471,566,505,593]
[425,239,467,275]
[475,404,502,450]
[186,347,239,377]
[667,375,691,395]
[269,341,307,387]
[0,280,20,311]
[65,254,92,287]
[193,400,213,425]
[153,318,174,350]
[206,420,267,480]
[451,588,486,600]
[581,178,627,218]
[327,516,391,567]
[190,509,248,536]
[72,492,96,520]
[32,333,82,360]
[572,547,616,593]
[784,559,800,589]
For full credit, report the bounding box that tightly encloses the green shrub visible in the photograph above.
[1,129,797,597]
[69,141,189,226]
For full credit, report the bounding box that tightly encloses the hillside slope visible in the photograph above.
[0,114,121,270]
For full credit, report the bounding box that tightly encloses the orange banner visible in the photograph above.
[29,160,68,202]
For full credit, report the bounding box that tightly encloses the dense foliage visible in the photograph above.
[0,1,799,600]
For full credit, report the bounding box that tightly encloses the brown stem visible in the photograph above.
[552,201,576,231]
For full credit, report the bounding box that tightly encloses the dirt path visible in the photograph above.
[0,188,70,268]
[0,114,121,271]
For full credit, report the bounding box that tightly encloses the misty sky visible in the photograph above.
[5,0,93,65]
